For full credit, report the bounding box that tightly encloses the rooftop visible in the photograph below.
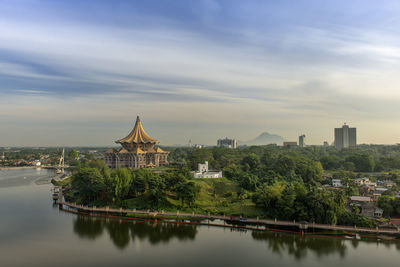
[116,116,159,144]
[350,196,372,202]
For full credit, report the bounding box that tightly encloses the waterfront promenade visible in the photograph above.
[57,197,400,236]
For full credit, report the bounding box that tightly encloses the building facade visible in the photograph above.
[299,134,306,148]
[283,141,297,148]
[217,137,237,149]
[104,116,169,169]
[334,123,357,150]
[193,161,222,178]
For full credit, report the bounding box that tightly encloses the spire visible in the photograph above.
[116,116,159,144]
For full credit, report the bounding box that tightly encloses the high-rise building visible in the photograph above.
[104,116,169,168]
[299,134,306,148]
[334,123,356,150]
[217,137,237,149]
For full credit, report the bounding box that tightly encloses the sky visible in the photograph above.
[1,0,400,146]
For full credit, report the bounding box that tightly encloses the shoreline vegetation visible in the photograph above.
[54,145,400,228]
[56,201,400,239]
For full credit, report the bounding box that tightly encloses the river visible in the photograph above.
[1,168,400,267]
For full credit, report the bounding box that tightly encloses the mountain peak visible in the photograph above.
[239,131,285,146]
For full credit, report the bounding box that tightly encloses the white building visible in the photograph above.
[332,179,342,187]
[193,161,222,178]
[355,177,370,186]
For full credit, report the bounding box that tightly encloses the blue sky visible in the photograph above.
[1,0,400,146]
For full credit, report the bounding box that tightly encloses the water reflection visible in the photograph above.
[252,230,400,260]
[73,214,400,257]
[252,231,347,260]
[73,216,198,249]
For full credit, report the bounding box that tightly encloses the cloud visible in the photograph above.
[1,1,400,145]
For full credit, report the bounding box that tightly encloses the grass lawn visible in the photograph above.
[189,177,263,217]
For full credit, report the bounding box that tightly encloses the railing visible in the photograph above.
[57,200,400,235]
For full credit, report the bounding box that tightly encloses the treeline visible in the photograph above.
[66,144,400,226]
[69,160,199,209]
[168,144,400,173]
[167,146,379,226]
[378,195,400,217]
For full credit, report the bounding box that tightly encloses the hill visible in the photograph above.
[239,132,285,146]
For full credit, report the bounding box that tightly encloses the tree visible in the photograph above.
[295,160,323,184]
[130,168,153,196]
[253,181,286,217]
[320,155,342,170]
[68,149,79,160]
[71,167,106,204]
[274,155,295,176]
[164,172,187,190]
[343,161,355,171]
[146,175,166,207]
[176,181,200,206]
[239,173,259,191]
[241,153,260,171]
[378,195,395,216]
[345,153,375,172]
[223,163,242,181]
[111,168,132,202]
[188,149,214,170]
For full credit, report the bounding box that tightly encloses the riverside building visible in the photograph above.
[104,116,169,168]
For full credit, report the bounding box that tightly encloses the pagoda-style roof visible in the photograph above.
[118,148,129,154]
[155,147,165,153]
[132,147,145,154]
[116,116,159,144]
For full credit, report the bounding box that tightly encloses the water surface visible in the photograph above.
[0,168,399,267]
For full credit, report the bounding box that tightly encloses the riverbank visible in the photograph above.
[56,195,400,239]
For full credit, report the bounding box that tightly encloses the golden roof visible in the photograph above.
[106,148,118,153]
[118,148,129,154]
[116,116,159,144]
[132,147,146,154]
[155,147,165,153]
[147,162,155,167]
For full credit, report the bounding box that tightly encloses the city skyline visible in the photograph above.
[2,1,400,146]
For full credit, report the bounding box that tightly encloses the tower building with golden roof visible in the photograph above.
[104,116,169,168]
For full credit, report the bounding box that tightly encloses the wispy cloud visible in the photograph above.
[1,0,400,146]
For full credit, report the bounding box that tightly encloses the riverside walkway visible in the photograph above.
[56,196,400,236]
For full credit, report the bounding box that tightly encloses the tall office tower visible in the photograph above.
[299,134,306,148]
[334,123,357,150]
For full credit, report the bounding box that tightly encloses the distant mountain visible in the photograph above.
[239,132,285,146]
